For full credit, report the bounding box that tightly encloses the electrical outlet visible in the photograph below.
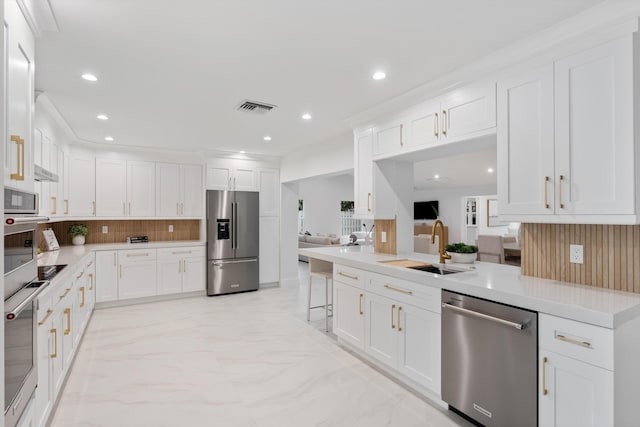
[570,244,584,264]
[102,226,108,234]
[168,225,174,233]
[381,231,387,243]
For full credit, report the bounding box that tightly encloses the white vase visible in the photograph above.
[450,252,477,264]
[72,235,85,246]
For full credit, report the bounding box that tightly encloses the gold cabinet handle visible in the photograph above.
[555,333,591,348]
[64,308,71,335]
[181,202,184,215]
[359,293,364,315]
[126,253,149,257]
[50,328,58,359]
[113,253,117,266]
[178,259,182,273]
[391,304,396,329]
[119,265,123,279]
[183,259,186,273]
[441,110,447,136]
[172,251,193,255]
[338,271,358,280]
[397,306,402,332]
[123,202,126,215]
[544,176,550,209]
[88,273,94,290]
[38,309,53,326]
[399,123,404,147]
[558,175,564,209]
[129,202,131,216]
[383,284,413,295]
[79,286,85,308]
[367,193,372,212]
[76,271,84,280]
[10,135,25,181]
[92,201,96,216]
[434,112,439,137]
[177,203,180,215]
[542,356,548,396]
[64,199,69,215]
[58,288,71,300]
[51,196,57,215]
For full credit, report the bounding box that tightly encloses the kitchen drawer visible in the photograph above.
[367,273,440,313]
[119,248,157,262]
[539,313,613,370]
[157,246,205,260]
[52,282,73,309]
[36,293,53,325]
[333,264,366,289]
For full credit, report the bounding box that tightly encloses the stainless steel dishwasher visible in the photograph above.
[441,290,537,427]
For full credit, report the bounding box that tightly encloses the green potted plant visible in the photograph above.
[69,223,89,246]
[445,242,478,264]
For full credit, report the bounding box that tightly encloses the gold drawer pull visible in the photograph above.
[434,112,439,137]
[38,309,53,326]
[338,272,358,280]
[384,284,413,295]
[542,356,548,396]
[10,135,25,181]
[391,304,396,329]
[50,329,58,358]
[367,193,372,212]
[544,176,550,209]
[64,199,69,215]
[172,251,193,255]
[88,273,94,290]
[555,333,591,348]
[79,286,85,308]
[441,110,447,136]
[58,288,71,300]
[64,308,71,335]
[399,124,404,147]
[397,306,402,332]
[76,271,84,279]
[126,253,150,257]
[359,293,364,315]
[51,196,57,215]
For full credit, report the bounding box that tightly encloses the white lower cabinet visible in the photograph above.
[95,251,118,302]
[16,397,35,427]
[118,249,157,299]
[157,246,205,294]
[365,292,397,366]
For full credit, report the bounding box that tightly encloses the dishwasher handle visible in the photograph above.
[442,302,527,330]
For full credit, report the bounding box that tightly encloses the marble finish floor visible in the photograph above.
[50,263,470,427]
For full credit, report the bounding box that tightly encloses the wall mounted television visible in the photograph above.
[414,200,439,220]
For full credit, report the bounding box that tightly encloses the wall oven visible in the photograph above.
[4,187,49,427]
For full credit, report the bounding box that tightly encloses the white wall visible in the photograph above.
[414,184,497,243]
[280,182,300,287]
[298,174,354,236]
[280,132,353,183]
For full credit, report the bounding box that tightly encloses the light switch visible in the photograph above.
[169,224,174,233]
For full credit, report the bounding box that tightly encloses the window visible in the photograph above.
[340,201,361,236]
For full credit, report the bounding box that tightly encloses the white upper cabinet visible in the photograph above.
[5,0,35,191]
[498,35,637,223]
[371,82,496,159]
[156,163,202,218]
[206,160,256,191]
[68,154,95,216]
[354,129,374,218]
[257,168,279,217]
[95,159,127,217]
[127,161,156,216]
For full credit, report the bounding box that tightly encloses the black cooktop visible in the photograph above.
[38,264,67,281]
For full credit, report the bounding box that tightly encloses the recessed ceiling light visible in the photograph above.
[105,136,114,142]
[81,73,98,82]
[434,174,440,179]
[372,71,386,80]
[97,114,109,120]
[302,113,312,120]
[240,150,246,154]
[487,168,494,173]
[263,136,272,141]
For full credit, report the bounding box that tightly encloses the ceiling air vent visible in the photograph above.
[235,100,277,115]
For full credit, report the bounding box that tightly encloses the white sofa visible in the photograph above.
[298,234,341,261]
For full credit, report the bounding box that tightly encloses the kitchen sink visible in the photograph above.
[407,264,463,275]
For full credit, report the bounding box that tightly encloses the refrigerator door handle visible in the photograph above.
[234,202,239,250]
[231,201,235,249]
[211,259,257,265]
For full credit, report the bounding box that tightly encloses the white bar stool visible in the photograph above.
[307,258,333,332]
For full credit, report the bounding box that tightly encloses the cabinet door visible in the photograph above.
[5,0,35,191]
[156,162,181,216]
[68,155,95,216]
[95,158,126,216]
[35,301,54,427]
[497,65,555,216]
[365,293,398,367]
[157,259,182,295]
[554,36,634,215]
[182,257,205,293]
[372,120,404,157]
[405,102,440,149]
[333,281,365,349]
[119,259,157,299]
[206,166,231,190]
[233,167,256,191]
[257,168,279,217]
[127,160,156,216]
[539,349,614,427]
[440,82,496,141]
[354,130,373,217]
[85,259,96,311]
[95,251,118,303]
[259,217,279,283]
[181,164,203,217]
[51,308,66,395]
[397,304,440,394]
[62,151,70,215]
[61,302,74,371]
[15,397,35,427]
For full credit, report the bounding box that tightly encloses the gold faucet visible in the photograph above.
[431,219,451,265]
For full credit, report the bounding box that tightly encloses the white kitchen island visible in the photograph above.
[300,245,640,427]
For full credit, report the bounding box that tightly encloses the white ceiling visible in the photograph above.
[35,0,603,157]
[414,147,498,190]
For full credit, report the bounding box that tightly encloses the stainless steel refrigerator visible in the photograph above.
[206,190,259,296]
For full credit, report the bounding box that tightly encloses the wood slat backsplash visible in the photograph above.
[37,220,201,248]
[521,223,640,293]
[374,219,397,255]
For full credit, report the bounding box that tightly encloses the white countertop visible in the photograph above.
[299,245,640,329]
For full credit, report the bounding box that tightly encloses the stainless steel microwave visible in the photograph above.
[4,187,38,214]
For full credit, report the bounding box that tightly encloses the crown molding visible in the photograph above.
[16,0,58,37]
